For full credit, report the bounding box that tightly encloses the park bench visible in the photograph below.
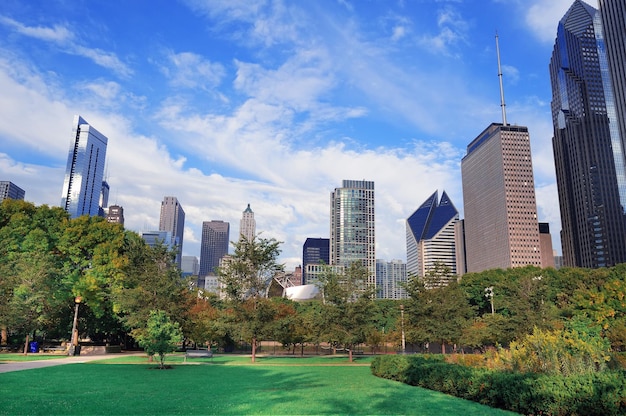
[42,346,67,353]
[184,349,213,362]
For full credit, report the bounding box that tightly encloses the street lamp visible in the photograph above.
[69,296,82,356]
[400,304,406,354]
[484,287,495,315]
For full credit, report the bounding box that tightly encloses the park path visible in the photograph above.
[0,353,142,373]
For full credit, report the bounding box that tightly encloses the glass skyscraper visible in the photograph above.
[159,196,185,268]
[60,115,108,219]
[0,181,25,202]
[406,190,459,283]
[302,237,330,284]
[550,0,626,267]
[330,180,376,289]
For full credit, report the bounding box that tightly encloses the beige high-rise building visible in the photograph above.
[461,123,542,273]
[239,203,256,241]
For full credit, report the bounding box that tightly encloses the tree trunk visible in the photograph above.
[23,333,30,355]
[349,348,353,363]
[441,340,446,354]
[1,326,7,345]
[251,337,257,363]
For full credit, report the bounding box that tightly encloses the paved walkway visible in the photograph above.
[0,353,141,374]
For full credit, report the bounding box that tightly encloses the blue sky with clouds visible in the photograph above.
[0,0,578,269]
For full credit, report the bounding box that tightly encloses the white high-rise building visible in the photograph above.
[239,204,256,241]
[406,191,459,283]
[330,180,376,290]
[375,259,407,299]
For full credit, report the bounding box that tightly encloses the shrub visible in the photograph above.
[371,355,626,415]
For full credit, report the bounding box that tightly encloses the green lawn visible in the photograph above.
[0,359,518,415]
[0,353,68,362]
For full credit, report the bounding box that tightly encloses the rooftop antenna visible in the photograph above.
[496,32,507,126]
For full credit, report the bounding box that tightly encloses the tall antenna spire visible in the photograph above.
[495,32,507,126]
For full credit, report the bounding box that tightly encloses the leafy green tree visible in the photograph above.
[316,262,375,361]
[113,235,188,340]
[217,235,283,362]
[133,310,183,369]
[0,201,68,350]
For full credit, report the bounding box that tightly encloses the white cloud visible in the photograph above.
[525,0,576,43]
[161,51,226,90]
[0,16,73,43]
[0,15,132,77]
[418,5,469,56]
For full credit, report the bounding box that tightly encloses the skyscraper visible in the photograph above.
[599,0,626,155]
[375,259,407,300]
[199,220,230,276]
[302,238,330,284]
[550,0,626,268]
[0,181,25,202]
[330,179,376,289]
[60,115,108,218]
[159,196,185,267]
[461,123,543,273]
[406,191,459,282]
[239,203,256,241]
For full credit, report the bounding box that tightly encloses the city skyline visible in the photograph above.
[0,1,582,268]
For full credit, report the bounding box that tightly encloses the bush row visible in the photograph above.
[371,355,626,415]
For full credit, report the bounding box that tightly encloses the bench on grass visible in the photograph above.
[42,346,67,353]
[184,349,213,362]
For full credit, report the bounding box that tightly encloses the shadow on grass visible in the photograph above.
[0,363,518,415]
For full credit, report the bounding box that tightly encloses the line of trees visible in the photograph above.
[2,199,625,361]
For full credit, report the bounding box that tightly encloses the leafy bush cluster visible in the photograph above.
[371,355,626,415]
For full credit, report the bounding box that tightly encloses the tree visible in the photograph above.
[217,235,283,362]
[133,310,183,369]
[112,234,188,341]
[315,262,375,361]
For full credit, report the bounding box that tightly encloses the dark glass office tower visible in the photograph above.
[302,238,329,284]
[599,0,626,159]
[550,0,626,268]
[60,115,108,218]
[199,220,230,276]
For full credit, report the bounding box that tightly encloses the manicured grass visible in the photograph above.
[94,353,374,365]
[0,353,68,362]
[0,360,518,415]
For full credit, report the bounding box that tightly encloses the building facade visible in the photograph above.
[550,0,626,268]
[181,256,200,277]
[302,238,330,284]
[159,196,185,267]
[239,204,256,241]
[106,204,124,225]
[330,179,376,289]
[60,115,108,219]
[461,123,542,273]
[0,181,25,202]
[141,230,173,250]
[406,190,459,283]
[375,259,407,300]
[199,220,230,276]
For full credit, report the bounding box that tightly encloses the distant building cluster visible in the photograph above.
[3,0,624,302]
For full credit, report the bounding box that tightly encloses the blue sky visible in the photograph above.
[0,0,579,269]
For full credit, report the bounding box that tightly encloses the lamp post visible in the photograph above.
[400,304,406,354]
[69,296,82,356]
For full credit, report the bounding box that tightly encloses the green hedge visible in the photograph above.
[371,355,626,415]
